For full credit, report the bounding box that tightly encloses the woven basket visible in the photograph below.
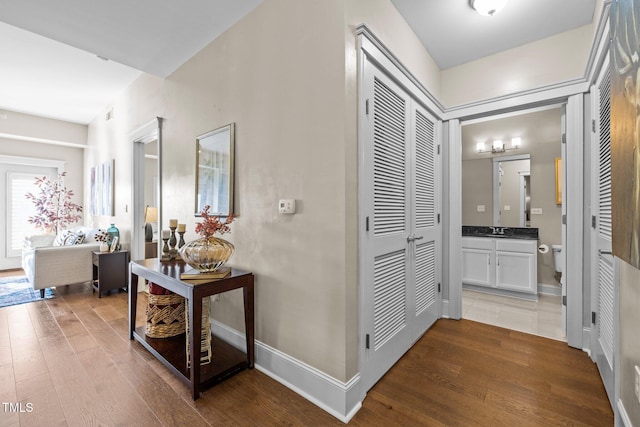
[186,297,212,366]
[146,291,186,338]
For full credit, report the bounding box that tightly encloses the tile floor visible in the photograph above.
[462,289,565,341]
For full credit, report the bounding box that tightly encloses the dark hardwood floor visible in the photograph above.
[0,278,612,426]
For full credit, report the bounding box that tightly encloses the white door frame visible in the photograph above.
[447,96,584,348]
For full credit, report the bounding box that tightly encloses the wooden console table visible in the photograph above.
[128,259,254,400]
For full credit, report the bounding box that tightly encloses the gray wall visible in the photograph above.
[461,158,492,225]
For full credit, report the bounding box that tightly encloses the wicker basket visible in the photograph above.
[186,297,212,366]
[146,289,186,338]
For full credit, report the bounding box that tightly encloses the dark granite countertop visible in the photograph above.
[462,225,539,240]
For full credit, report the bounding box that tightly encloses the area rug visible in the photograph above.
[0,276,54,308]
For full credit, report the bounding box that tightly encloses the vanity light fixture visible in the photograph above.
[469,0,508,17]
[476,138,521,154]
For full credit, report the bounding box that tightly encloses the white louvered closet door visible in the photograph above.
[591,54,614,406]
[361,59,440,392]
[409,103,440,342]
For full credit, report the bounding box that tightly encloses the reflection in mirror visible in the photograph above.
[493,156,530,227]
[195,123,235,216]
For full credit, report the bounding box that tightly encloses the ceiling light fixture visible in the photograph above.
[476,137,521,154]
[469,0,508,17]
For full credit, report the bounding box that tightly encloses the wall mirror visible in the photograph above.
[195,123,235,216]
[492,155,531,227]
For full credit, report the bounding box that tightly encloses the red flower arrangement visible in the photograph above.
[195,205,235,238]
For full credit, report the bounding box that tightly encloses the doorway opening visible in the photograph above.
[460,106,565,341]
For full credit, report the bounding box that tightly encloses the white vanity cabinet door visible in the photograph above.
[462,248,493,287]
[461,237,494,288]
[495,251,536,293]
[495,239,537,294]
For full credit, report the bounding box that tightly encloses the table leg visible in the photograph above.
[243,276,255,368]
[189,290,202,400]
[129,270,137,340]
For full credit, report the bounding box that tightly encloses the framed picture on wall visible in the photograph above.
[555,157,562,205]
[90,159,115,216]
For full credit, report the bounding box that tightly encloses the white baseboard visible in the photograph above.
[616,399,632,427]
[537,283,562,296]
[210,319,362,423]
[441,299,450,318]
[582,327,592,356]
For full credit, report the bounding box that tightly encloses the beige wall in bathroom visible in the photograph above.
[461,158,492,225]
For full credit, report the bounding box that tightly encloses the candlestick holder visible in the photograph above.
[178,231,186,250]
[169,226,178,260]
[161,236,171,262]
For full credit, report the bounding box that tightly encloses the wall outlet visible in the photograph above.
[531,208,543,215]
[635,365,640,404]
[477,205,485,212]
[504,205,511,211]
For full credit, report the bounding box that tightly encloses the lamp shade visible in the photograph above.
[144,206,158,223]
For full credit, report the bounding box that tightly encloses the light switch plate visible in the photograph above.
[504,205,511,211]
[477,205,485,212]
[531,208,543,215]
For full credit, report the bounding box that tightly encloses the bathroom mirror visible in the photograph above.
[492,155,530,227]
[195,123,235,216]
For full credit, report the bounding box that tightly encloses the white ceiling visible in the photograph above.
[0,0,596,125]
[0,0,262,124]
[391,0,596,69]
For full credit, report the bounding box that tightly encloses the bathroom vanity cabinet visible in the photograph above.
[462,236,537,296]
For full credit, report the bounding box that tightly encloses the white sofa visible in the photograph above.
[22,228,102,297]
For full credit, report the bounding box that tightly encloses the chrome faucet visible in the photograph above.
[490,227,506,235]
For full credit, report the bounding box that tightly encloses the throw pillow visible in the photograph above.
[63,231,85,246]
[53,230,85,246]
[52,231,69,246]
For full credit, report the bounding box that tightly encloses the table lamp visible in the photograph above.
[144,206,158,242]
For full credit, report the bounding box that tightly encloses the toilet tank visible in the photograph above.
[552,245,562,273]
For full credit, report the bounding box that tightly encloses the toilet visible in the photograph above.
[552,245,562,278]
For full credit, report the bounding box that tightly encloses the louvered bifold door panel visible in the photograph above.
[373,250,407,350]
[362,63,413,394]
[598,66,612,242]
[415,241,436,315]
[598,255,614,365]
[373,77,406,237]
[415,110,435,229]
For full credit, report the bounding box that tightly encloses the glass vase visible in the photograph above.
[107,223,120,251]
[179,236,235,272]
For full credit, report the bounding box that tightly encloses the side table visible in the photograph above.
[129,259,254,400]
[92,250,130,298]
